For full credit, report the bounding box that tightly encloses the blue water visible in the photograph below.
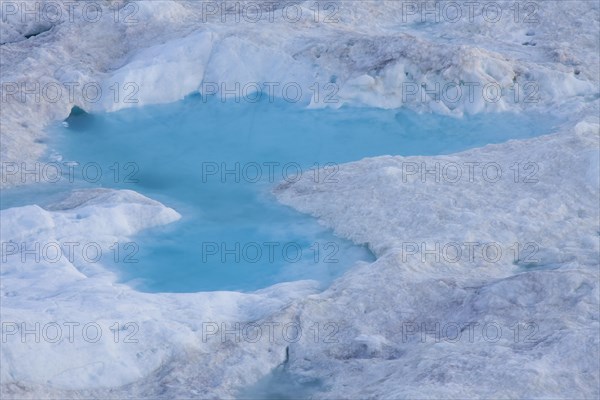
[1,95,560,292]
[238,364,325,400]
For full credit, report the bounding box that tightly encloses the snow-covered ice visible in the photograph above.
[0,0,598,398]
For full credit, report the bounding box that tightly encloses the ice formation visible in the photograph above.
[0,1,598,398]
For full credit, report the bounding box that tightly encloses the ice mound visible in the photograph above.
[95,31,214,111]
[3,188,181,244]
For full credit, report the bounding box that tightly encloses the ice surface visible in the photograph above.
[0,0,599,398]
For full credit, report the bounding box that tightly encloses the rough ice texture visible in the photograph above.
[1,0,599,398]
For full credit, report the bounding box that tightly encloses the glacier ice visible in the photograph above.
[0,0,599,398]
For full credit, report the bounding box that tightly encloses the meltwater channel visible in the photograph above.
[2,95,560,292]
